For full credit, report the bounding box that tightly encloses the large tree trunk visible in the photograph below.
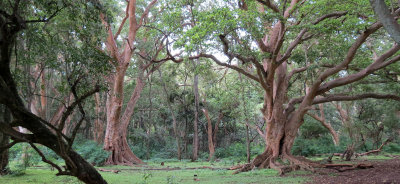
[99,0,161,165]
[93,93,104,144]
[0,132,9,175]
[0,106,10,175]
[103,69,145,165]
[237,62,321,174]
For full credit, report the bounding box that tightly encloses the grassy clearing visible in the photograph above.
[3,154,397,184]
[0,160,307,184]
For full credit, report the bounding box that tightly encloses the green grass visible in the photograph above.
[4,153,399,184]
[0,160,307,184]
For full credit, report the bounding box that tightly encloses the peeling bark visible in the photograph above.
[100,0,161,165]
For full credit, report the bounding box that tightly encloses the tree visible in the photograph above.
[160,69,182,160]
[166,0,400,174]
[98,0,167,165]
[0,1,108,183]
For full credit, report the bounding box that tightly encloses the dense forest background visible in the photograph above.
[1,0,400,183]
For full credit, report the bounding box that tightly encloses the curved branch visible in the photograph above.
[312,11,348,25]
[0,140,22,153]
[318,45,400,94]
[278,11,348,64]
[286,92,400,116]
[256,0,280,13]
[199,53,261,83]
[313,93,400,104]
[137,0,158,29]
[114,2,129,40]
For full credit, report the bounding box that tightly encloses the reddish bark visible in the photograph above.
[202,108,215,161]
[93,93,104,144]
[100,0,160,165]
[198,0,400,174]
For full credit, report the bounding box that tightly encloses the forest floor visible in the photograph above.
[309,158,400,184]
[0,155,399,184]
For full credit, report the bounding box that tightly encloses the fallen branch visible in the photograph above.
[330,138,393,158]
[357,138,392,156]
[324,163,373,172]
[228,165,244,170]
[98,168,120,173]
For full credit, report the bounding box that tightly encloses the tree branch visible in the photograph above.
[199,53,261,83]
[114,2,130,40]
[137,0,158,29]
[317,45,400,94]
[29,143,65,175]
[0,140,22,153]
[370,0,400,44]
[256,0,280,13]
[313,93,400,104]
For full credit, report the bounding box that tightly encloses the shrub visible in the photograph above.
[73,139,109,166]
[292,135,341,156]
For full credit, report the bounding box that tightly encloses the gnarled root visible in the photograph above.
[232,151,322,175]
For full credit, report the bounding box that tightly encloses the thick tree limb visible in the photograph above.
[370,0,400,44]
[278,11,348,64]
[313,93,400,104]
[318,46,400,94]
[286,92,400,116]
[0,140,21,153]
[114,3,129,40]
[100,13,120,63]
[256,0,280,13]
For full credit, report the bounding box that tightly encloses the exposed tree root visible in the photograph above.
[230,150,377,176]
[231,152,323,175]
[104,149,145,166]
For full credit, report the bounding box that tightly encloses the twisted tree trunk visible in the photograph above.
[103,69,145,165]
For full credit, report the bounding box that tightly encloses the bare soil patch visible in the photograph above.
[309,159,400,184]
